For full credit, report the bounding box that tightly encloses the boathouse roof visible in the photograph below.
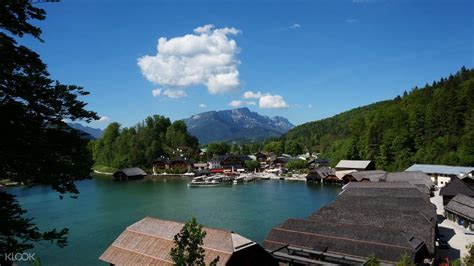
[445,194,474,221]
[385,171,434,189]
[264,218,426,264]
[350,170,386,182]
[406,164,474,177]
[114,167,147,177]
[344,181,430,195]
[100,217,274,265]
[439,177,474,197]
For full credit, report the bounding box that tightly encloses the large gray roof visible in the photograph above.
[115,168,147,177]
[439,178,474,197]
[406,164,474,176]
[445,194,474,221]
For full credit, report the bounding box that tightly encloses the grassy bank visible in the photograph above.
[92,165,117,174]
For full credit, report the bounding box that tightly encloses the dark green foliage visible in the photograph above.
[0,189,68,263]
[283,68,474,170]
[245,160,260,171]
[395,253,415,266]
[170,217,219,266]
[364,254,380,266]
[206,142,231,156]
[90,116,199,169]
[286,160,308,170]
[463,243,474,265]
[1,0,99,257]
[263,141,284,155]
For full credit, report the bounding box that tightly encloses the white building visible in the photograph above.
[405,164,474,188]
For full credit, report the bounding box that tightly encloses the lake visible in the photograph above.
[9,175,340,265]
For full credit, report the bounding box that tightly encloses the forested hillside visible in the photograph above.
[90,115,198,169]
[281,67,474,171]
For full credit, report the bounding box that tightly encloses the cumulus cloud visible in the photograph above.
[163,89,187,98]
[308,104,313,108]
[228,100,256,108]
[98,116,110,122]
[152,88,162,97]
[259,94,289,109]
[243,91,264,99]
[198,103,207,108]
[138,24,241,96]
[289,23,301,29]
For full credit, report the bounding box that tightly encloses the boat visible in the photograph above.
[183,172,195,177]
[187,176,220,187]
[232,176,244,185]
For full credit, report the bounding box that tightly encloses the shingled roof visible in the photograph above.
[445,194,474,221]
[350,170,387,182]
[114,167,147,177]
[99,217,272,265]
[439,178,474,197]
[264,218,427,264]
[385,171,434,190]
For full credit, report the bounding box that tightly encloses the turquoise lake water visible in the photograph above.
[9,175,340,265]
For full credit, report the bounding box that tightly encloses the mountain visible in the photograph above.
[183,107,294,144]
[68,123,104,139]
[281,67,474,171]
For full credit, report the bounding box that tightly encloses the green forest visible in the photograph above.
[281,67,474,171]
[90,116,198,170]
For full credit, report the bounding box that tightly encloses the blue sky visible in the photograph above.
[25,0,473,128]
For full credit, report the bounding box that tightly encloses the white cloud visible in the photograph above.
[289,23,301,29]
[152,88,162,97]
[243,91,264,99]
[346,18,357,23]
[98,116,110,122]
[198,103,207,108]
[228,100,256,108]
[308,104,313,109]
[259,94,289,109]
[138,24,241,95]
[163,89,187,98]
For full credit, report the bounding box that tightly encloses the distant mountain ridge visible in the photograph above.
[68,123,103,139]
[183,107,294,144]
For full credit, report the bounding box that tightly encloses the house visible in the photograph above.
[152,158,168,170]
[152,158,193,173]
[263,182,436,265]
[99,217,277,266]
[271,157,290,168]
[113,168,147,181]
[193,162,208,170]
[209,155,250,170]
[305,167,334,182]
[444,194,474,232]
[335,160,375,171]
[405,164,474,188]
[254,152,267,162]
[439,177,474,205]
[167,159,193,172]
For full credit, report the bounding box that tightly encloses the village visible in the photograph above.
[106,152,474,265]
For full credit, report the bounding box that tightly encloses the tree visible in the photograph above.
[395,253,415,266]
[170,218,219,266]
[286,159,308,170]
[285,140,303,156]
[462,243,474,266]
[0,191,68,262]
[245,160,260,171]
[263,141,284,155]
[0,0,98,259]
[364,254,380,266]
[206,142,230,156]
